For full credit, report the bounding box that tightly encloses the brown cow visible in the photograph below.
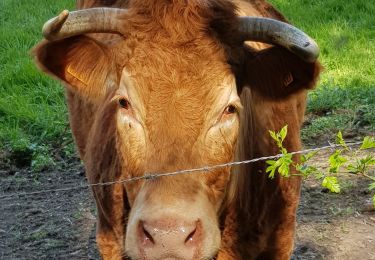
[33,0,321,259]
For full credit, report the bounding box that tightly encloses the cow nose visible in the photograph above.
[138,219,201,251]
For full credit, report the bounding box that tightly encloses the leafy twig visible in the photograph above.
[266,126,375,206]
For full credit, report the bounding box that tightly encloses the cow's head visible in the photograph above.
[33,2,319,259]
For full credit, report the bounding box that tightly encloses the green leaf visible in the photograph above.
[314,171,325,180]
[336,131,348,150]
[360,156,375,166]
[369,182,375,191]
[269,130,278,142]
[360,136,375,150]
[295,163,305,172]
[281,147,288,155]
[266,159,279,179]
[279,125,288,142]
[322,176,341,193]
[278,155,293,177]
[301,151,318,163]
[266,155,292,178]
[266,165,276,179]
[373,194,375,208]
[297,164,323,179]
[347,155,375,174]
[346,163,360,174]
[278,161,290,177]
[269,125,289,151]
[329,150,348,173]
[266,160,276,165]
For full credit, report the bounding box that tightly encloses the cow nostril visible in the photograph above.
[138,219,202,249]
[142,226,154,244]
[184,227,197,244]
[139,221,155,246]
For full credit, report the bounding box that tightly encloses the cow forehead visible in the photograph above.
[112,0,239,118]
[119,38,237,122]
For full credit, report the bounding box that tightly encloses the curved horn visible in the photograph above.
[238,17,319,62]
[42,8,129,41]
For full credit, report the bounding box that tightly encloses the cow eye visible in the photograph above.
[224,105,237,115]
[119,98,131,110]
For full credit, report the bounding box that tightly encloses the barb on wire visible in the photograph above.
[0,142,363,200]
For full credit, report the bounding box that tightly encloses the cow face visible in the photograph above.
[34,2,320,259]
[34,30,241,260]
[114,43,240,258]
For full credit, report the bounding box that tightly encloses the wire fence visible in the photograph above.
[0,140,374,260]
[0,141,366,201]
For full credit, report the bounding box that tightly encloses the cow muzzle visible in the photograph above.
[125,181,221,260]
[138,218,203,259]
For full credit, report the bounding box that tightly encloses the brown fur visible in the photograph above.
[84,95,128,259]
[33,0,322,259]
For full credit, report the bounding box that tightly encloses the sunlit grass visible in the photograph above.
[270,0,375,139]
[270,0,375,88]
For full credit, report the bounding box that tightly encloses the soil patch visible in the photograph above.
[0,150,374,259]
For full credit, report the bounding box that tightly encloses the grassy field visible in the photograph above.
[270,0,375,142]
[0,0,74,168]
[0,0,374,167]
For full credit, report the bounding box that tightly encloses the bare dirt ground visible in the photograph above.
[292,150,375,260]
[0,149,374,260]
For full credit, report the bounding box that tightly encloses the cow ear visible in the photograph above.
[242,47,322,98]
[33,36,118,102]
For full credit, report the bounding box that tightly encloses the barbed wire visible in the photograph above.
[0,141,365,200]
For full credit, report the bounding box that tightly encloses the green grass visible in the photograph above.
[270,0,375,88]
[302,86,375,141]
[270,0,375,140]
[0,0,374,162]
[0,0,74,156]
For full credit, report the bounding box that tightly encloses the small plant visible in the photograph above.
[30,143,56,172]
[266,126,375,207]
[266,126,293,178]
[31,152,55,172]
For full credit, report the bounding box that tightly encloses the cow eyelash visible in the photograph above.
[118,98,131,110]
